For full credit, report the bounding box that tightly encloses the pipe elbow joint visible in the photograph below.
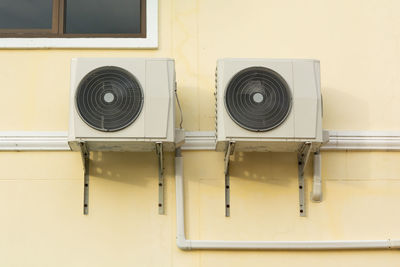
[177,237,191,250]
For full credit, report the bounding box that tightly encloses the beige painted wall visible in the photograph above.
[1,0,400,266]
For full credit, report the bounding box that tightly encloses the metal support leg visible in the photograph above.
[297,142,312,217]
[224,142,235,217]
[156,142,164,215]
[225,171,230,217]
[80,142,89,215]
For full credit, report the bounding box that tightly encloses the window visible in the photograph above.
[0,0,145,37]
[0,0,157,48]
[0,0,55,33]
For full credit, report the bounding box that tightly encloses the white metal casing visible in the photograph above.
[68,58,176,151]
[216,58,324,152]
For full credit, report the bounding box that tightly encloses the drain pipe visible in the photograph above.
[311,151,322,202]
[175,149,400,250]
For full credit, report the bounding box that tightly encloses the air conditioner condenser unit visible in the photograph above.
[68,57,182,152]
[215,58,326,152]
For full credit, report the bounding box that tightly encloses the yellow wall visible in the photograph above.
[1,0,400,266]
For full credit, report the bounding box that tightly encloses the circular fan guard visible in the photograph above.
[75,66,143,132]
[224,66,292,131]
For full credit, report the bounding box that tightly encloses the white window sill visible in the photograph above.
[0,0,158,49]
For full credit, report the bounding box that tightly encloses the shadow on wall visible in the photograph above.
[88,151,168,187]
[229,152,298,187]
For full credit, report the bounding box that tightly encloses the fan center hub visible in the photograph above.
[252,92,264,103]
[104,92,115,103]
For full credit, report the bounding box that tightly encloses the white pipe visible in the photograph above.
[2,130,400,151]
[321,130,400,151]
[311,152,322,202]
[175,150,400,251]
[175,150,188,249]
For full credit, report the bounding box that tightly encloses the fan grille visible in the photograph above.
[225,66,292,131]
[75,66,143,132]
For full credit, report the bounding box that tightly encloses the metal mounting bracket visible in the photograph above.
[156,142,164,215]
[224,141,235,217]
[80,142,89,215]
[297,142,312,217]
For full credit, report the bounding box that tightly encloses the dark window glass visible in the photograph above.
[65,0,141,34]
[0,0,53,29]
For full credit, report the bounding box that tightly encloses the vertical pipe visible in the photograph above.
[311,151,322,202]
[175,149,189,249]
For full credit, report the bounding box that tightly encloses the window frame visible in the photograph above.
[0,0,60,36]
[0,0,157,48]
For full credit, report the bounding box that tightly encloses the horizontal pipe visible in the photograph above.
[175,152,400,251]
[2,130,400,151]
[188,240,400,250]
[181,131,217,150]
[321,131,400,151]
[0,132,70,151]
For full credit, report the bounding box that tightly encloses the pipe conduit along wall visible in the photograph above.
[2,130,400,151]
[174,148,400,250]
[1,130,400,250]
